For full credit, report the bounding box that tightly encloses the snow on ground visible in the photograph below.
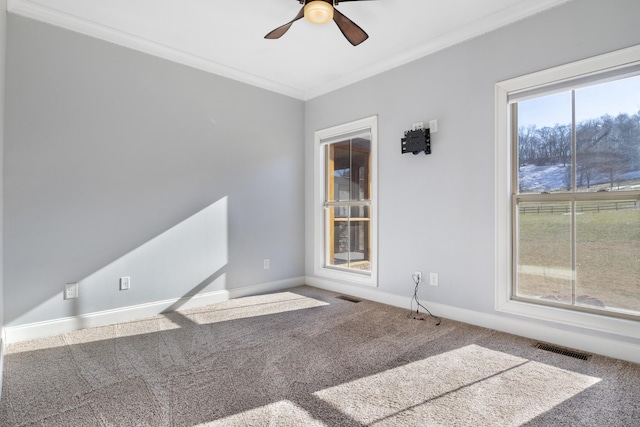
[519,164,568,192]
[519,164,640,192]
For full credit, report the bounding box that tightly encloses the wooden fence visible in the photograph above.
[519,200,639,214]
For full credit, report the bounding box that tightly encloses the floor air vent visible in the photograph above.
[336,295,361,303]
[535,343,591,360]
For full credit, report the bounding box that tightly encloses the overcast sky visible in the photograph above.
[518,74,640,128]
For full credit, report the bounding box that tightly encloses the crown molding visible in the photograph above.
[303,0,574,99]
[7,0,306,100]
[8,0,573,101]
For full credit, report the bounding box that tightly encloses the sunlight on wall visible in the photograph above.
[313,344,601,425]
[10,197,229,327]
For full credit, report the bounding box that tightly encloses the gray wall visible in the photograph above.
[4,15,305,326]
[0,0,6,335]
[305,0,640,337]
[3,0,639,339]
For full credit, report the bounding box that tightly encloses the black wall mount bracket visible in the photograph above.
[401,128,431,155]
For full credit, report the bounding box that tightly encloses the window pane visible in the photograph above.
[516,92,572,194]
[350,206,370,272]
[351,137,371,200]
[330,206,349,268]
[575,200,640,313]
[331,141,351,201]
[575,75,640,192]
[329,136,371,202]
[516,201,572,303]
[328,205,371,272]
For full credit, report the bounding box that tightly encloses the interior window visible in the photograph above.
[314,116,378,286]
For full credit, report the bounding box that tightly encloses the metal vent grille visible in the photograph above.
[336,295,361,303]
[535,343,591,360]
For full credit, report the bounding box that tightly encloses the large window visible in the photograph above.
[513,76,640,319]
[314,116,377,286]
[496,46,640,335]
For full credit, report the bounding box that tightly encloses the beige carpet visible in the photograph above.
[1,286,639,426]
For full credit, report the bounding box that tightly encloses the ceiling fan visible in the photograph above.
[265,0,370,46]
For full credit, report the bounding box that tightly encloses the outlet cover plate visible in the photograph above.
[429,272,439,286]
[64,283,78,299]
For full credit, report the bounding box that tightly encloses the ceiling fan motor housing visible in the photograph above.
[304,1,334,25]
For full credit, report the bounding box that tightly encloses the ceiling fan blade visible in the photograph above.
[332,8,369,46]
[264,7,305,39]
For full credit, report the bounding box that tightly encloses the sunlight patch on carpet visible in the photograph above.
[314,344,601,426]
[176,292,329,326]
[6,293,329,350]
[192,400,324,427]
[112,292,329,338]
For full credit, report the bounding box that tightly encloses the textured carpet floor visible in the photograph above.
[1,286,639,426]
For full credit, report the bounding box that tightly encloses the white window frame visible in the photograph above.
[495,45,640,339]
[313,115,378,286]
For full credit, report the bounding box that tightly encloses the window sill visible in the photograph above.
[314,266,377,287]
[496,297,640,340]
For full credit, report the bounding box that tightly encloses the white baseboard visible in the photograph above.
[4,277,304,344]
[6,275,639,364]
[306,276,640,365]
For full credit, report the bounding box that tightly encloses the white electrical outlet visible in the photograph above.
[64,283,78,300]
[429,272,439,286]
[264,259,270,270]
[429,119,438,133]
[119,276,131,290]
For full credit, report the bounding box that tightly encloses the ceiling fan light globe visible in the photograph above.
[304,1,334,25]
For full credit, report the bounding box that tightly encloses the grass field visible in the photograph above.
[517,204,640,314]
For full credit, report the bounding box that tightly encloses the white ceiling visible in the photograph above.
[7,0,572,100]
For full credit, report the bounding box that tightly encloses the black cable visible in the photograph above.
[409,273,441,326]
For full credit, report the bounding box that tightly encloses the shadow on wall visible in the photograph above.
[9,196,229,329]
